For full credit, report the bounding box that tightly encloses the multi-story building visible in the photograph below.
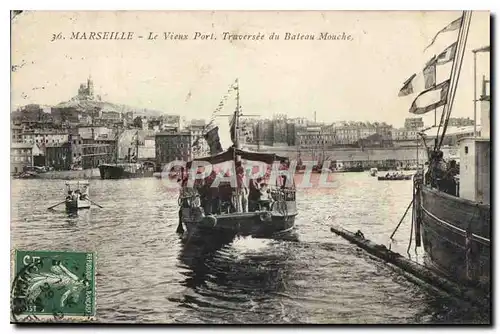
[11,143,42,174]
[297,121,394,149]
[272,115,288,145]
[404,117,424,130]
[80,136,116,169]
[11,125,23,143]
[155,132,192,166]
[254,119,274,146]
[286,122,296,146]
[447,117,475,127]
[45,142,71,170]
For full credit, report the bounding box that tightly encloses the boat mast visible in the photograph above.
[234,78,241,150]
[135,130,139,162]
[436,11,472,150]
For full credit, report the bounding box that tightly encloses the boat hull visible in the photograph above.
[65,198,91,211]
[181,201,297,238]
[420,186,490,291]
[98,164,154,179]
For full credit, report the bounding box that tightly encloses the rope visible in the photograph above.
[389,199,414,241]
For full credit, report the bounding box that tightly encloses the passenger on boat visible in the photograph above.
[440,159,459,196]
[203,170,220,215]
[249,177,271,211]
[232,161,248,213]
[80,186,89,200]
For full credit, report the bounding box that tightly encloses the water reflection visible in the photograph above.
[174,234,298,323]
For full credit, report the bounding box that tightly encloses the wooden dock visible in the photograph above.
[330,226,489,307]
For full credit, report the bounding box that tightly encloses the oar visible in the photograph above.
[48,201,66,210]
[88,199,103,208]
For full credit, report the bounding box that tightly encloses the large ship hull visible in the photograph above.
[98,164,154,179]
[420,186,490,292]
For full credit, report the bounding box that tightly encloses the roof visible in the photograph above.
[186,146,288,168]
[155,131,191,136]
[422,125,481,138]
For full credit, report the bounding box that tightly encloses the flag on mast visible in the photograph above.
[435,42,458,64]
[398,58,437,96]
[424,16,462,51]
[409,80,450,114]
[204,126,223,155]
[399,14,464,115]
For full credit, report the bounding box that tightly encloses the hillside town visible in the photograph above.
[11,76,479,175]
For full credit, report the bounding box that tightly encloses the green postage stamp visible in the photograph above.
[11,250,96,322]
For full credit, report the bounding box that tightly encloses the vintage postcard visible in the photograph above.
[10,10,490,324]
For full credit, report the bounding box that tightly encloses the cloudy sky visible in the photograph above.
[11,11,490,127]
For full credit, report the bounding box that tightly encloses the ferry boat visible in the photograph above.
[177,79,298,239]
[399,11,490,295]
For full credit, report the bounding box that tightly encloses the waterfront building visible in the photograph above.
[10,142,41,174]
[155,132,192,166]
[45,142,71,170]
[404,117,424,130]
[11,125,23,143]
[447,117,475,127]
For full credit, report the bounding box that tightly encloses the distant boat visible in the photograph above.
[377,173,412,181]
[98,130,155,179]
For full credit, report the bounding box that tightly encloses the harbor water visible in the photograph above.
[10,173,490,324]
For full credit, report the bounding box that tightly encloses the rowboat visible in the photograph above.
[65,181,91,211]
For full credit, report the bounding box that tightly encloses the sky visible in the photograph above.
[11,11,490,128]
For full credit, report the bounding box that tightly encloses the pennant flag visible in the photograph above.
[409,80,450,114]
[436,42,457,65]
[424,16,462,51]
[398,74,417,96]
[204,126,223,155]
[229,113,236,145]
[423,57,437,89]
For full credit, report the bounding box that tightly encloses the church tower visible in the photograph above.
[87,75,94,98]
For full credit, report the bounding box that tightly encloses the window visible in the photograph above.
[465,146,469,154]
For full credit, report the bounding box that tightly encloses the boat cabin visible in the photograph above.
[180,147,295,216]
[457,137,490,205]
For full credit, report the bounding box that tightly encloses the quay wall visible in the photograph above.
[35,168,101,180]
[244,145,428,163]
